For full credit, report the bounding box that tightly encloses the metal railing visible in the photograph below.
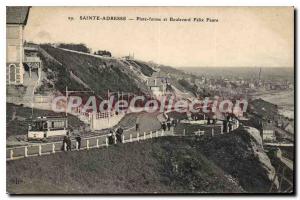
[23,56,41,63]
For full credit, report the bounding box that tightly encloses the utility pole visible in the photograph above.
[31,99,34,118]
[65,86,68,129]
[65,86,94,128]
[65,86,68,117]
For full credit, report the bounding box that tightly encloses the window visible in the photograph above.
[9,64,16,83]
[51,121,65,129]
[43,122,48,129]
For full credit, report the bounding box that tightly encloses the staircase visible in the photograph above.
[77,113,91,124]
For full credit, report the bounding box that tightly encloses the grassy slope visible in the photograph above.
[40,45,149,96]
[6,103,84,137]
[157,66,193,92]
[38,48,86,94]
[7,137,243,194]
[127,60,156,77]
[178,79,198,95]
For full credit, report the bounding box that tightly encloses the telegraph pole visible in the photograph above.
[65,86,94,129]
[65,86,68,117]
[66,86,68,128]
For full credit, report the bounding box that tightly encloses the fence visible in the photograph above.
[6,122,237,161]
[90,112,125,131]
[6,129,171,161]
[34,95,52,103]
[71,107,125,130]
[174,124,223,137]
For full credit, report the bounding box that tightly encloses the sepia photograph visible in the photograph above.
[5,6,295,194]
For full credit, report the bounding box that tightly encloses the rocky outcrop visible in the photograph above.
[243,126,279,188]
[197,126,278,192]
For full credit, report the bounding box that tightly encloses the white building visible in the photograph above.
[147,77,167,98]
[262,123,276,142]
[6,7,31,85]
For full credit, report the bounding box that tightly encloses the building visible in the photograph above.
[261,122,276,142]
[149,86,163,97]
[6,6,31,85]
[23,46,42,78]
[123,53,134,60]
[147,77,167,98]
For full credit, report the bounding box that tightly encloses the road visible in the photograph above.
[119,111,162,134]
[7,111,168,160]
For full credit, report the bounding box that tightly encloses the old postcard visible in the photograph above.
[6,6,294,194]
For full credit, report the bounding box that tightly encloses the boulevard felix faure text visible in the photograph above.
[69,16,219,22]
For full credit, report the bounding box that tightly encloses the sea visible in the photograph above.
[254,90,294,119]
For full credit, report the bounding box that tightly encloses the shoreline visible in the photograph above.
[250,90,294,119]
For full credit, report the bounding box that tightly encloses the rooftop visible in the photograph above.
[6,6,30,25]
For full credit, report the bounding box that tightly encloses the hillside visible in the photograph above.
[39,45,151,96]
[7,131,277,194]
[7,137,246,194]
[126,59,156,77]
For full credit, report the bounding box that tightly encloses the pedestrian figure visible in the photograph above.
[191,113,195,120]
[229,122,233,132]
[116,127,124,143]
[212,118,216,124]
[135,117,140,132]
[75,135,81,149]
[66,136,72,151]
[167,121,171,131]
[108,129,116,144]
[223,120,227,133]
[207,117,211,125]
[162,122,167,131]
[172,119,177,127]
[227,115,231,122]
[62,136,68,151]
[212,115,217,124]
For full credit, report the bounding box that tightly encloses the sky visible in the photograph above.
[24,7,294,68]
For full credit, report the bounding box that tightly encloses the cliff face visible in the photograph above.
[197,126,278,192]
[243,126,279,188]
